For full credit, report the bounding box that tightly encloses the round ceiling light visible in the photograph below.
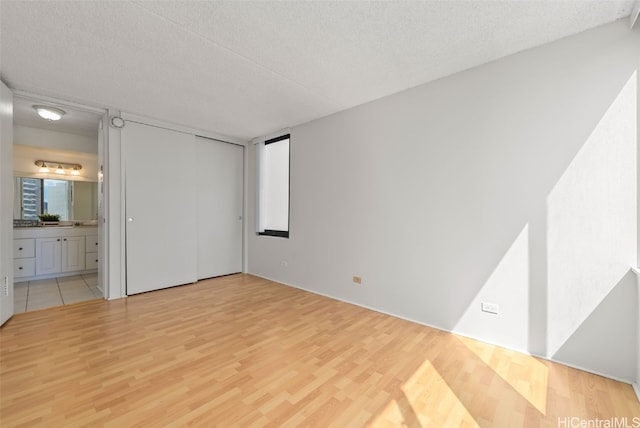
[33,105,66,121]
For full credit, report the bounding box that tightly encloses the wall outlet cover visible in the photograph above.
[481,302,499,314]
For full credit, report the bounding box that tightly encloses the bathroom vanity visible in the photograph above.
[13,226,98,282]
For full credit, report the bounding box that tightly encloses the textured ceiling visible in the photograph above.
[0,1,635,140]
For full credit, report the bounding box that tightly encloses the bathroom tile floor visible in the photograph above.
[14,273,102,313]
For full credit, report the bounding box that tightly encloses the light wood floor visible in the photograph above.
[1,274,638,427]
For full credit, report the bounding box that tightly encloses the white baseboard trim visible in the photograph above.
[248,272,637,387]
[549,356,633,385]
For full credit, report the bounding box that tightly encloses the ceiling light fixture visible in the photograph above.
[33,105,66,121]
[34,160,82,176]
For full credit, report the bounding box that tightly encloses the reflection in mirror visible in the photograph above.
[14,177,98,221]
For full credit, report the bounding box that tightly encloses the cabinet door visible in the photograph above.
[123,121,197,295]
[85,253,99,270]
[13,239,35,259]
[36,237,61,275]
[14,258,35,278]
[85,235,99,251]
[61,236,85,273]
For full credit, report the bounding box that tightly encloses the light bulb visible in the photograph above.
[34,105,66,121]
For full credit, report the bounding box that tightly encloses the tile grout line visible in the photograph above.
[56,278,65,305]
[25,281,30,312]
[17,274,100,313]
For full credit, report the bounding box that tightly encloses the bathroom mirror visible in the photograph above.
[13,176,98,221]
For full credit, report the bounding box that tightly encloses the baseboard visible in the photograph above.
[248,272,637,387]
[549,356,634,385]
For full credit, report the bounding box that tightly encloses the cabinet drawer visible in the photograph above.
[14,258,35,278]
[85,253,99,270]
[13,239,35,259]
[86,236,99,252]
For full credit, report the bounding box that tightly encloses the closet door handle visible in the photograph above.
[57,239,60,242]
[18,247,23,250]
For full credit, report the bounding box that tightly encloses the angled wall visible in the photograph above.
[248,20,640,381]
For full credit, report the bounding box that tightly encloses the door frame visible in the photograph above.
[0,80,14,326]
[9,90,110,300]
[119,113,248,296]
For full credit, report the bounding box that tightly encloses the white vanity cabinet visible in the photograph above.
[13,239,36,278]
[36,237,62,275]
[36,236,86,275]
[14,227,97,281]
[85,235,99,270]
[61,236,85,273]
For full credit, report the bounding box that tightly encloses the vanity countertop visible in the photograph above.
[14,225,97,239]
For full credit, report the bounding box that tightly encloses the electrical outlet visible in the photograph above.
[481,302,499,314]
[353,276,362,284]
[281,261,288,268]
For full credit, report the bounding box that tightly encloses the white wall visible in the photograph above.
[13,144,99,181]
[14,125,97,154]
[248,20,640,382]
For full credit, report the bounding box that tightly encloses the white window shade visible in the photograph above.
[258,135,289,237]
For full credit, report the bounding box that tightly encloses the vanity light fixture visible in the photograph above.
[33,105,66,121]
[34,160,82,176]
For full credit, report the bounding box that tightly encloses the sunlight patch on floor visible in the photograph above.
[458,336,548,414]
[370,359,480,427]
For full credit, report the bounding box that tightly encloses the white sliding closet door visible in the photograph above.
[123,122,197,294]
[196,137,243,279]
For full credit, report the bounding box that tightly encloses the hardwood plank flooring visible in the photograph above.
[1,274,638,427]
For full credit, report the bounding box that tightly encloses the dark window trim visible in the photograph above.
[258,229,289,238]
[259,134,291,238]
[265,133,290,145]
[38,178,45,214]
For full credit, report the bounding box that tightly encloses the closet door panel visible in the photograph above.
[196,137,243,279]
[123,122,197,295]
